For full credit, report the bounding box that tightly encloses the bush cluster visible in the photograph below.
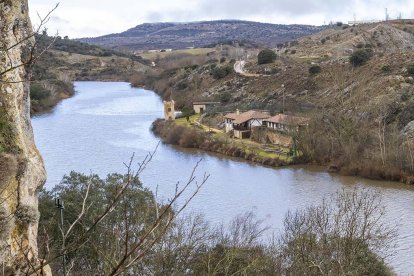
[29,84,51,101]
[350,48,373,67]
[407,64,414,75]
[381,65,391,73]
[257,49,277,64]
[309,65,322,75]
[15,205,39,225]
[211,65,233,79]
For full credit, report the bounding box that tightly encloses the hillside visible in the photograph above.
[134,20,414,183]
[30,36,150,114]
[79,20,325,50]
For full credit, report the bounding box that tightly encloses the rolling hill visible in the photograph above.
[79,20,325,50]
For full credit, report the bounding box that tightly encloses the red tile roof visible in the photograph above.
[225,110,270,124]
[264,114,309,126]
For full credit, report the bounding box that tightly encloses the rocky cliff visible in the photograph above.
[0,0,47,274]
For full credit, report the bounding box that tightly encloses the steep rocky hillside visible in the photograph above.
[80,20,325,50]
[137,20,414,182]
[150,20,414,125]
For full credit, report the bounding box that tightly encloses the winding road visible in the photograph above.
[234,60,267,77]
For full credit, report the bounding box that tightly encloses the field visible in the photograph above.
[140,48,215,60]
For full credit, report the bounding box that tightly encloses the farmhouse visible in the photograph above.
[224,110,270,139]
[192,101,220,114]
[263,114,309,133]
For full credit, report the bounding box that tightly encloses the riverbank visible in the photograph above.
[152,117,293,168]
[152,116,414,185]
[30,80,75,115]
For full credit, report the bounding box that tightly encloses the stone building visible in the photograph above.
[192,101,220,114]
[163,100,175,120]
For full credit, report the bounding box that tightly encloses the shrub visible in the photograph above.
[407,64,414,75]
[336,21,343,26]
[309,65,322,75]
[176,80,188,90]
[211,65,233,79]
[15,205,39,225]
[270,68,281,74]
[165,125,185,145]
[381,65,391,73]
[220,92,231,103]
[220,57,226,63]
[30,83,51,101]
[257,49,277,64]
[321,38,326,44]
[211,67,227,79]
[290,50,296,54]
[179,128,203,148]
[350,49,373,66]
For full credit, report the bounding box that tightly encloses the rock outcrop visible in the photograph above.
[0,0,47,274]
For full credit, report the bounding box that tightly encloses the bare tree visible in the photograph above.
[0,4,59,83]
[33,148,209,275]
[278,188,396,275]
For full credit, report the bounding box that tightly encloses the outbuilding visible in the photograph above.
[192,102,220,114]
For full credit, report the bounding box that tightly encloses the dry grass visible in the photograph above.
[141,48,215,60]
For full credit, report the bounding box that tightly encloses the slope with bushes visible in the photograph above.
[135,20,414,183]
[30,35,150,115]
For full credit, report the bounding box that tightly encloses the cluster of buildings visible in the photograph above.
[224,109,309,139]
[189,102,309,140]
[163,100,309,146]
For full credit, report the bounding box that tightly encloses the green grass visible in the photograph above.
[175,114,201,127]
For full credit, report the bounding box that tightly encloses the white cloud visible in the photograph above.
[28,0,414,38]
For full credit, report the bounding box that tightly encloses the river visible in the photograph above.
[32,81,414,274]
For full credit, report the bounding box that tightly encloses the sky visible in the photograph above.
[28,0,414,38]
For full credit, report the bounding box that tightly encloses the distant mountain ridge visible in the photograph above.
[79,20,325,50]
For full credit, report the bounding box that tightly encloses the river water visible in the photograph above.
[32,81,414,274]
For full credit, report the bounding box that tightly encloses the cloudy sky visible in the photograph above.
[28,0,414,38]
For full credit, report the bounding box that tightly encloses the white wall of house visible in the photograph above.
[249,119,265,128]
[193,104,207,114]
[225,118,234,133]
[265,121,300,132]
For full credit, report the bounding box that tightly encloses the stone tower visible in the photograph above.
[163,100,175,120]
